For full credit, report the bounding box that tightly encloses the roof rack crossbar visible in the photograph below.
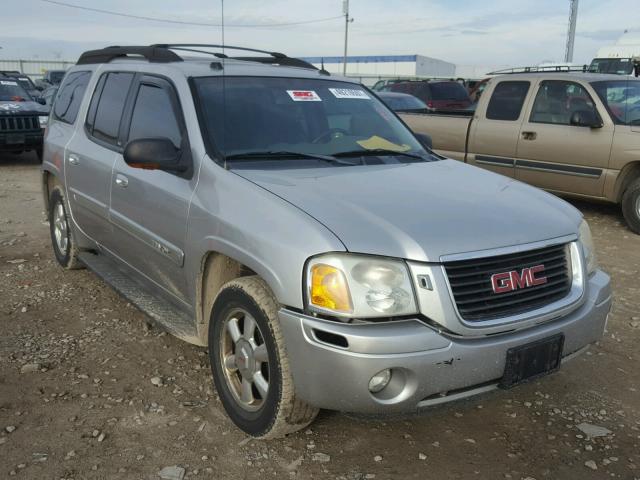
[77,46,183,65]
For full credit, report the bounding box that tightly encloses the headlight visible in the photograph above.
[38,115,48,128]
[306,253,418,319]
[578,219,598,275]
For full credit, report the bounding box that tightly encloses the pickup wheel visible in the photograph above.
[49,188,83,269]
[208,276,318,438]
[622,178,640,234]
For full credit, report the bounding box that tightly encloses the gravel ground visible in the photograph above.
[1,152,639,480]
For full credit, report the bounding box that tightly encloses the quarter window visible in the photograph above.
[53,71,91,125]
[128,83,182,148]
[530,80,597,125]
[89,72,134,146]
[486,81,530,121]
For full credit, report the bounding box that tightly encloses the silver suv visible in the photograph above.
[42,45,612,438]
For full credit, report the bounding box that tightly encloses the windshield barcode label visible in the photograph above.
[329,88,370,99]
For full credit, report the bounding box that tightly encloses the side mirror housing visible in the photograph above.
[570,109,602,128]
[36,97,46,105]
[415,132,433,150]
[123,137,186,172]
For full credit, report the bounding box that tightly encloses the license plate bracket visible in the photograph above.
[499,334,564,389]
[5,133,25,145]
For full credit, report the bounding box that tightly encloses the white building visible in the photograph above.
[301,54,456,78]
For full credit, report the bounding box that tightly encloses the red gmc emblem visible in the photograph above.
[491,265,547,294]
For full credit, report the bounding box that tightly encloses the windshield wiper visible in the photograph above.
[224,151,358,166]
[334,149,428,161]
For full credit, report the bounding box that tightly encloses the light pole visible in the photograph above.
[342,0,354,75]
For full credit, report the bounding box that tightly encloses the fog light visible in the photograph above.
[368,369,392,393]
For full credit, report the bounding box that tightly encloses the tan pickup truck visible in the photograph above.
[401,72,640,233]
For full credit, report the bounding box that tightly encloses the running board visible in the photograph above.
[78,252,203,346]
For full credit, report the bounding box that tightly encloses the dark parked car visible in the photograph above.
[377,92,429,112]
[35,69,67,90]
[383,80,472,111]
[0,77,48,160]
[41,85,59,110]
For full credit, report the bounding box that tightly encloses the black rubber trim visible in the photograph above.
[475,155,515,167]
[516,159,602,178]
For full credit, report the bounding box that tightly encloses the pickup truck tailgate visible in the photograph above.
[400,113,472,161]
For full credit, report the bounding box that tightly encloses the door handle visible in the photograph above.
[115,174,129,188]
[521,131,537,140]
[68,154,80,165]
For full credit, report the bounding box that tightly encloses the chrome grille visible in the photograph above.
[0,115,39,132]
[444,243,572,321]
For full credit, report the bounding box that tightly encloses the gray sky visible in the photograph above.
[0,0,637,66]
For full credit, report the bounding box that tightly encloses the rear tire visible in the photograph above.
[49,187,83,269]
[621,178,640,234]
[208,276,318,438]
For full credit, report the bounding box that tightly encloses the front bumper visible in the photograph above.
[279,269,611,413]
[0,130,44,151]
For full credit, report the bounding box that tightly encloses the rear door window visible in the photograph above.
[429,82,468,101]
[486,81,530,121]
[89,72,134,146]
[53,71,91,125]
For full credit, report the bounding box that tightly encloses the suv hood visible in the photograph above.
[0,100,48,115]
[234,160,582,261]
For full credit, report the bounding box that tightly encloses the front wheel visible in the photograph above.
[209,276,318,438]
[622,178,640,234]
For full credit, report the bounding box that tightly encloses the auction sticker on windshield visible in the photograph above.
[329,88,370,99]
[287,90,322,102]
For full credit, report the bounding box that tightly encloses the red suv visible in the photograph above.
[384,80,472,111]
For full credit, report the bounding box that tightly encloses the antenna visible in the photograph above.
[221,0,225,55]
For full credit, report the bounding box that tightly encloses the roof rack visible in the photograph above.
[77,46,183,65]
[487,65,592,75]
[76,44,318,71]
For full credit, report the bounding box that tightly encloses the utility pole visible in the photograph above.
[564,0,579,63]
[342,0,354,75]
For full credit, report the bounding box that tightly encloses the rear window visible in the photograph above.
[53,71,91,125]
[428,82,469,101]
[88,72,134,146]
[486,81,530,121]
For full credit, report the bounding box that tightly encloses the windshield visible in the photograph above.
[17,78,35,92]
[429,82,470,101]
[591,80,640,125]
[193,76,426,161]
[381,94,427,111]
[0,80,30,101]
[589,58,635,75]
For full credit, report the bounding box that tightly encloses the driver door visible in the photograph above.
[106,75,196,304]
[515,80,614,197]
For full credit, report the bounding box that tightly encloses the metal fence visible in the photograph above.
[0,59,75,80]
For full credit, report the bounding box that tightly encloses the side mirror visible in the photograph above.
[36,97,46,105]
[123,137,186,172]
[570,109,602,128]
[415,132,433,150]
